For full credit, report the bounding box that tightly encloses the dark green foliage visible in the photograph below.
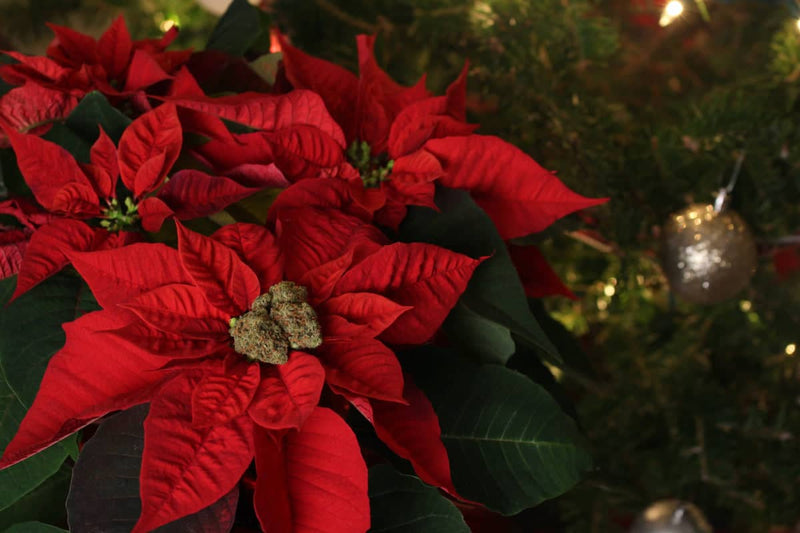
[368,465,470,533]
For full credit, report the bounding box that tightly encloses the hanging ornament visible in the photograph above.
[661,153,757,305]
[630,499,713,533]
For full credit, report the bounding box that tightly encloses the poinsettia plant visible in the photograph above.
[0,1,605,531]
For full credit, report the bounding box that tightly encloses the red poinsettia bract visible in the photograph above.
[2,102,268,299]
[275,33,607,236]
[0,207,480,531]
[0,17,190,108]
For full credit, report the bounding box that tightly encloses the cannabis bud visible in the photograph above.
[229,281,322,364]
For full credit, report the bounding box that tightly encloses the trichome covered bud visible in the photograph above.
[228,281,322,364]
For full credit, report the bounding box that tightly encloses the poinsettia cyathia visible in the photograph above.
[0,203,481,531]
[1,102,265,299]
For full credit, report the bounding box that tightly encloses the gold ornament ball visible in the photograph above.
[661,203,757,305]
[630,500,712,533]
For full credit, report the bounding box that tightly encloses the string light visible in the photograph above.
[159,19,176,32]
[659,0,684,27]
[786,343,796,356]
[795,19,800,32]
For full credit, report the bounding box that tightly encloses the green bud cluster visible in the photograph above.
[347,140,395,188]
[101,197,139,232]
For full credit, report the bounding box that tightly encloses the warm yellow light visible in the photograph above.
[739,300,752,312]
[604,284,616,297]
[659,0,684,26]
[786,343,796,356]
[160,19,176,32]
[796,19,800,32]
[597,299,608,311]
[665,0,684,17]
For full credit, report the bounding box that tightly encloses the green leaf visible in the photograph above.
[0,376,75,514]
[65,92,131,143]
[42,124,91,163]
[528,300,596,379]
[368,465,469,533]
[442,302,515,364]
[2,522,67,533]
[408,347,592,515]
[206,0,271,57]
[0,278,75,511]
[0,463,71,530]
[0,150,29,197]
[399,187,560,365]
[250,52,283,85]
[0,273,98,405]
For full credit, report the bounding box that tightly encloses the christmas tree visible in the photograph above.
[0,0,799,532]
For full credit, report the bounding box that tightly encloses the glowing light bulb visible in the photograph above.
[665,0,684,16]
[659,0,684,27]
[786,343,796,356]
[796,19,800,32]
[160,19,176,32]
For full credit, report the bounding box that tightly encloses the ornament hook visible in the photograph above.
[714,151,746,213]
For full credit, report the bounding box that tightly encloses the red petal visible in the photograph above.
[427,135,608,239]
[192,357,261,427]
[508,244,578,300]
[123,49,171,92]
[106,318,223,359]
[253,407,369,533]
[350,375,457,494]
[45,23,97,67]
[248,352,325,430]
[0,311,167,468]
[0,52,69,86]
[168,66,206,99]
[319,292,410,338]
[265,125,345,179]
[774,246,800,280]
[355,34,429,151]
[120,283,231,340]
[157,169,260,220]
[176,221,261,315]
[387,100,475,159]
[276,207,386,282]
[317,338,404,403]
[277,32,359,142]
[137,196,175,233]
[97,16,133,81]
[390,149,444,183]
[297,249,355,306]
[0,84,78,147]
[225,163,289,188]
[87,127,118,199]
[134,372,254,533]
[334,242,481,345]
[69,243,192,308]
[0,227,29,279]
[212,223,283,289]
[445,62,469,121]
[269,177,372,225]
[171,90,345,147]
[12,219,105,300]
[190,131,274,175]
[118,103,182,198]
[4,128,99,216]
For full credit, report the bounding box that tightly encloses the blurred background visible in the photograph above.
[3,0,800,531]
